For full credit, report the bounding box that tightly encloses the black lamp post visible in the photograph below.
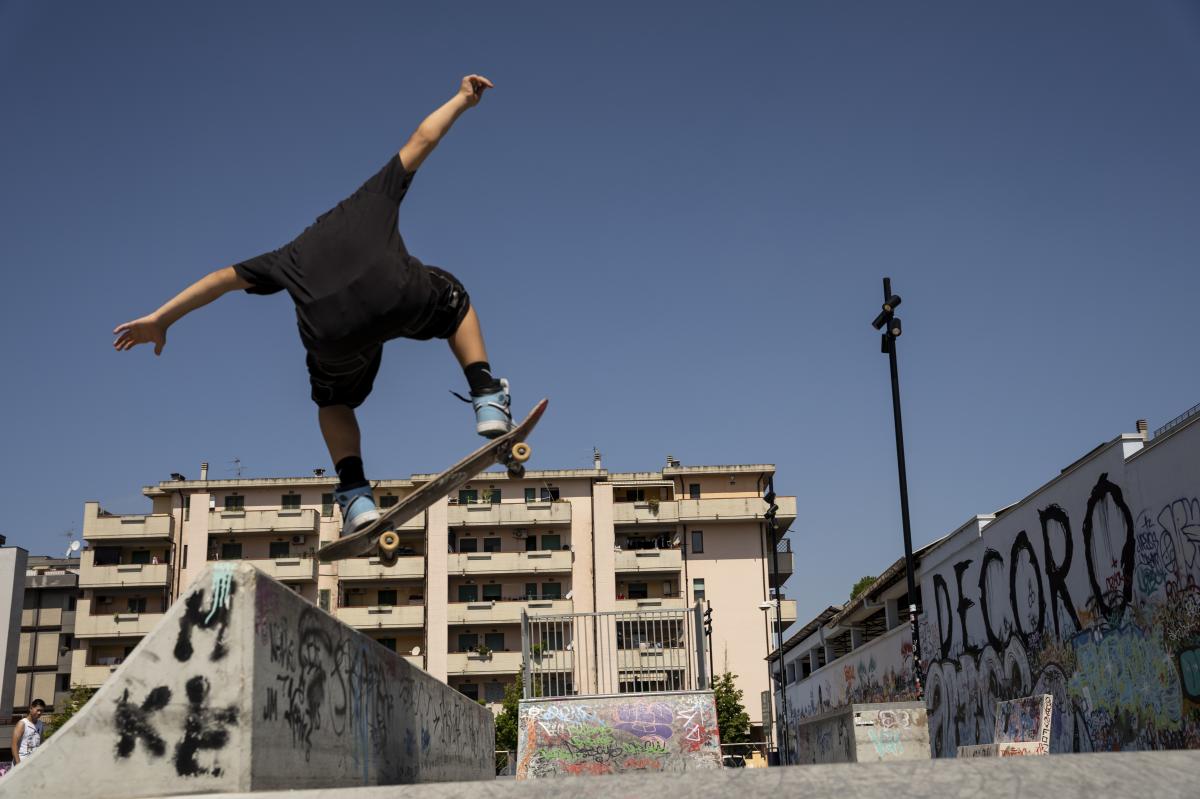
[871,277,924,700]
[762,480,792,762]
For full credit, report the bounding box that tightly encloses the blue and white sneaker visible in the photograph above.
[454,378,513,438]
[334,484,380,537]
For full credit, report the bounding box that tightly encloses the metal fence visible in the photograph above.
[521,604,709,699]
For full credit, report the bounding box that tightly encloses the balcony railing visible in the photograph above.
[338,556,425,581]
[447,500,572,527]
[335,604,424,629]
[447,650,526,675]
[80,560,171,589]
[615,596,686,612]
[447,599,573,625]
[612,496,798,525]
[83,503,174,541]
[74,611,163,638]
[612,501,679,525]
[207,508,320,536]
[614,548,682,573]
[244,557,318,582]
[448,550,573,575]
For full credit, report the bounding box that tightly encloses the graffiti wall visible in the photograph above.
[793,702,929,764]
[516,691,722,778]
[920,422,1200,756]
[3,563,493,798]
[790,623,920,721]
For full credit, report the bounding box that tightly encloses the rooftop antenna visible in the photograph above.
[227,458,244,478]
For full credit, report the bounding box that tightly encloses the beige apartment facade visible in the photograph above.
[76,460,796,733]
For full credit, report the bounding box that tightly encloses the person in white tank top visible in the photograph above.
[11,698,46,765]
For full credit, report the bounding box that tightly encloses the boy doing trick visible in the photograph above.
[114,75,512,537]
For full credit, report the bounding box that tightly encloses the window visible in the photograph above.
[281,494,300,510]
[541,534,561,551]
[482,584,502,601]
[127,597,147,614]
[221,542,243,560]
[689,483,701,500]
[318,589,330,611]
[525,535,538,552]
[458,538,478,553]
[377,638,396,652]
[322,493,334,517]
[68,595,77,611]
[458,489,478,505]
[693,578,705,601]
[525,583,539,600]
[458,585,479,602]
[224,495,244,511]
[539,630,564,650]
[484,488,501,505]
[269,541,290,558]
[377,590,397,606]
[458,633,479,652]
[540,487,560,501]
[458,683,479,700]
[59,673,70,691]
[691,530,704,554]
[379,494,399,509]
[483,537,502,553]
[524,487,536,503]
[93,547,121,566]
[542,582,562,600]
[130,550,151,565]
[485,632,505,651]
[484,683,505,703]
[628,582,648,600]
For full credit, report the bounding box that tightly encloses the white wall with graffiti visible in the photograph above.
[777,414,1200,759]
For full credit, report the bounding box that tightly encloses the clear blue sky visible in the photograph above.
[3,1,1199,633]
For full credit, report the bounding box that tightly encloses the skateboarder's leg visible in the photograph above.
[447,306,513,438]
[318,404,361,465]
[448,305,488,368]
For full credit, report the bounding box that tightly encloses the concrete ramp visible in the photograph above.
[4,563,493,797]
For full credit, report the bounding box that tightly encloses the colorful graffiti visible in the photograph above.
[921,456,1200,757]
[516,693,721,778]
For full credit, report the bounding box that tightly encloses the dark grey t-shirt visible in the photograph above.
[233,155,435,358]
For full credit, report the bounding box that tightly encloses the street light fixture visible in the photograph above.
[870,277,924,701]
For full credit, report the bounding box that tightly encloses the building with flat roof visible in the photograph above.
[76,458,797,740]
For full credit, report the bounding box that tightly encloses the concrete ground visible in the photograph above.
[149,749,1198,799]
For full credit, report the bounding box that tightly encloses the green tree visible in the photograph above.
[43,684,98,739]
[713,671,751,754]
[850,575,875,601]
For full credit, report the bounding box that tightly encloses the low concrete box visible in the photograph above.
[517,690,722,778]
[3,563,493,797]
[793,702,930,764]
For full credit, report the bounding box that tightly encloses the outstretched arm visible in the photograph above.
[398,75,494,171]
[113,266,250,355]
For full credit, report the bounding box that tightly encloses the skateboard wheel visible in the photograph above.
[511,442,532,463]
[379,530,401,555]
[507,464,526,479]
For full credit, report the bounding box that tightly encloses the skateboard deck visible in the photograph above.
[317,398,549,563]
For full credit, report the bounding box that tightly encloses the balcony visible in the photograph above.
[245,557,318,582]
[448,550,573,576]
[676,495,797,523]
[404,655,423,669]
[612,502,679,525]
[614,549,682,573]
[73,662,120,687]
[80,560,170,589]
[75,611,163,638]
[335,604,424,630]
[614,648,691,671]
[338,556,425,581]
[447,599,573,625]
[447,501,571,527]
[447,650,525,675]
[769,546,794,586]
[21,607,65,628]
[83,503,173,542]
[764,599,798,626]
[615,596,687,612]
[207,508,319,536]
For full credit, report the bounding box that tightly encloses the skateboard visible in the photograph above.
[316,398,549,564]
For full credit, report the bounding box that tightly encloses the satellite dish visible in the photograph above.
[65,540,81,558]
[565,589,573,600]
[410,646,422,656]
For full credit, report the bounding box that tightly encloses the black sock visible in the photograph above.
[464,361,502,395]
[335,456,368,491]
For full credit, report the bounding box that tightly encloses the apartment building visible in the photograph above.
[75,459,797,735]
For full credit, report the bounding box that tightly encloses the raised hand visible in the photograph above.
[459,74,494,107]
[113,314,167,356]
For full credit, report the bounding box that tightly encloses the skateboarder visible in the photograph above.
[113,75,512,538]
